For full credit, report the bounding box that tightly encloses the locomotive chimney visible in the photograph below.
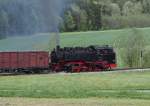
[55,31,60,50]
[56,32,60,47]
[56,45,60,50]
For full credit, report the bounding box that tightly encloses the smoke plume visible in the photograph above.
[38,0,66,45]
[1,0,66,45]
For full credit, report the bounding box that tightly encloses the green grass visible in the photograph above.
[60,27,150,47]
[1,27,150,51]
[0,71,150,99]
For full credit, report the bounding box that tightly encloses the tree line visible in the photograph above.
[62,0,150,32]
[0,0,150,38]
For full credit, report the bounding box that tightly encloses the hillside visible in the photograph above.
[0,27,150,51]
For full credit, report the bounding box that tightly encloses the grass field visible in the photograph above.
[0,71,150,99]
[1,97,150,106]
[61,27,150,47]
[0,27,150,51]
[0,28,150,105]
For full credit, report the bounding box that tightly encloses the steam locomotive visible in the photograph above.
[51,45,116,72]
[0,45,116,73]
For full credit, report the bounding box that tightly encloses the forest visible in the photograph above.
[63,0,150,31]
[0,0,150,38]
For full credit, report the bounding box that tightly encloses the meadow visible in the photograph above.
[0,27,150,51]
[0,28,150,105]
[0,71,150,99]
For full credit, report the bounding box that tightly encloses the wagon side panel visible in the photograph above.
[36,52,49,68]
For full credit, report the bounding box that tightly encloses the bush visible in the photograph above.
[114,28,146,68]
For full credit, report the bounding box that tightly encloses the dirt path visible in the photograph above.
[0,97,150,106]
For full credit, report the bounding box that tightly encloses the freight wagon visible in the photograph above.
[0,52,49,73]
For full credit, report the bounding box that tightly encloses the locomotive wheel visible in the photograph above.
[64,66,72,73]
[107,66,112,71]
[81,68,87,72]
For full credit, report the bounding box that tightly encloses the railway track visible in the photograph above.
[0,68,150,76]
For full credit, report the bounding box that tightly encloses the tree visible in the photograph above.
[79,10,88,31]
[110,3,121,16]
[123,1,134,16]
[123,1,143,16]
[134,2,143,15]
[71,3,82,31]
[70,3,88,31]
[64,11,76,31]
[142,0,150,13]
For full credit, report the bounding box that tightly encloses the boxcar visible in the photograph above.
[0,51,49,73]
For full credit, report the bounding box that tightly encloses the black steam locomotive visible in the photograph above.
[50,45,116,72]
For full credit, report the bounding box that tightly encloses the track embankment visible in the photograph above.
[0,68,150,76]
